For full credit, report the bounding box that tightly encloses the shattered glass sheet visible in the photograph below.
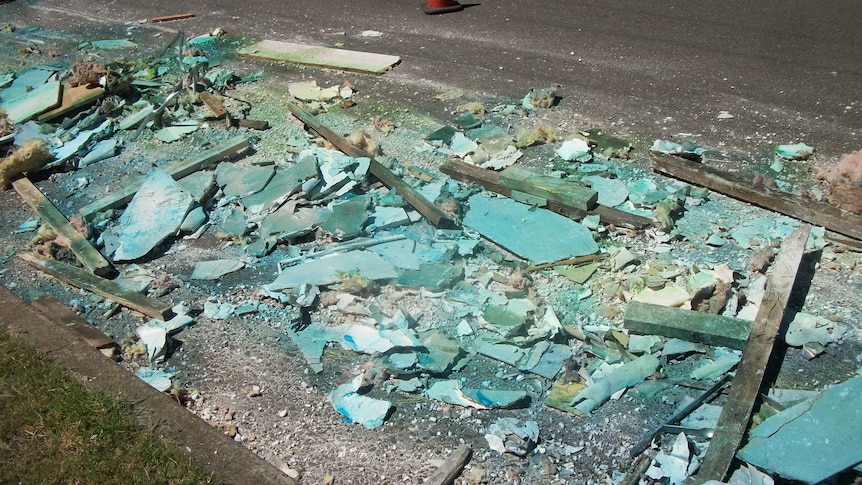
[463,193,599,264]
[109,169,195,261]
[737,374,862,484]
[264,250,398,291]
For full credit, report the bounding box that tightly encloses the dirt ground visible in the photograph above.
[1,11,861,485]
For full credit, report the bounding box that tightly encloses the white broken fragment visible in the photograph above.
[481,145,522,170]
[485,418,539,457]
[111,169,195,261]
[691,353,740,380]
[784,312,846,347]
[190,259,246,280]
[662,338,707,357]
[135,367,174,392]
[556,138,592,162]
[328,375,392,430]
[203,301,235,320]
[646,433,697,485]
[341,324,420,354]
[628,334,662,354]
[426,380,488,409]
[136,324,167,362]
[633,284,690,307]
[572,353,660,414]
[702,465,774,485]
[288,80,340,102]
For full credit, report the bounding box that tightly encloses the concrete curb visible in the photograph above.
[0,285,296,485]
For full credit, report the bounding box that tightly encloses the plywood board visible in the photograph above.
[37,83,105,122]
[239,40,400,75]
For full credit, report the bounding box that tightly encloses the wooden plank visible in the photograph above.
[13,177,115,277]
[623,301,753,350]
[500,165,598,211]
[150,12,195,22]
[695,225,811,483]
[30,295,116,349]
[651,151,862,241]
[440,160,652,229]
[238,40,401,75]
[19,253,174,321]
[199,91,228,118]
[36,82,104,122]
[285,101,457,229]
[0,80,62,123]
[79,135,250,221]
[424,445,472,485]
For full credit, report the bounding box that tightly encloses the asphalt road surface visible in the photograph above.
[6,0,861,160]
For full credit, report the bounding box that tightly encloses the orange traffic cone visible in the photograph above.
[422,0,463,14]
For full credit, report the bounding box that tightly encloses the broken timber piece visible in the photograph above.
[79,135,250,221]
[36,83,105,122]
[525,253,607,272]
[623,301,752,350]
[440,160,651,229]
[285,101,457,228]
[651,151,862,241]
[199,92,228,118]
[150,12,195,22]
[237,119,270,130]
[499,165,598,211]
[425,444,472,485]
[239,40,401,75]
[19,253,173,322]
[695,224,811,483]
[13,177,115,277]
[30,295,116,350]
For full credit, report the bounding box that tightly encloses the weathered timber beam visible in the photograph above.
[440,160,652,229]
[286,101,457,228]
[424,444,472,485]
[499,165,598,211]
[19,253,173,321]
[13,177,115,277]
[30,295,116,350]
[651,151,862,241]
[695,225,811,483]
[623,301,753,350]
[79,135,250,221]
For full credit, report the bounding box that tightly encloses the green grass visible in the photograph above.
[0,328,219,485]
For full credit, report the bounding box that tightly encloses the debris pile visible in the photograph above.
[1,27,860,485]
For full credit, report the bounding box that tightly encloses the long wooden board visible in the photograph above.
[624,301,753,350]
[286,101,457,228]
[440,159,652,229]
[37,83,104,122]
[30,295,116,349]
[79,135,250,221]
[500,165,598,211]
[695,225,811,483]
[239,40,401,75]
[425,445,472,485]
[13,177,114,277]
[20,253,173,321]
[651,151,862,241]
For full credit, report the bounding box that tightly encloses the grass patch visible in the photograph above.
[0,327,218,485]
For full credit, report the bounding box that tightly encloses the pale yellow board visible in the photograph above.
[238,40,400,75]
